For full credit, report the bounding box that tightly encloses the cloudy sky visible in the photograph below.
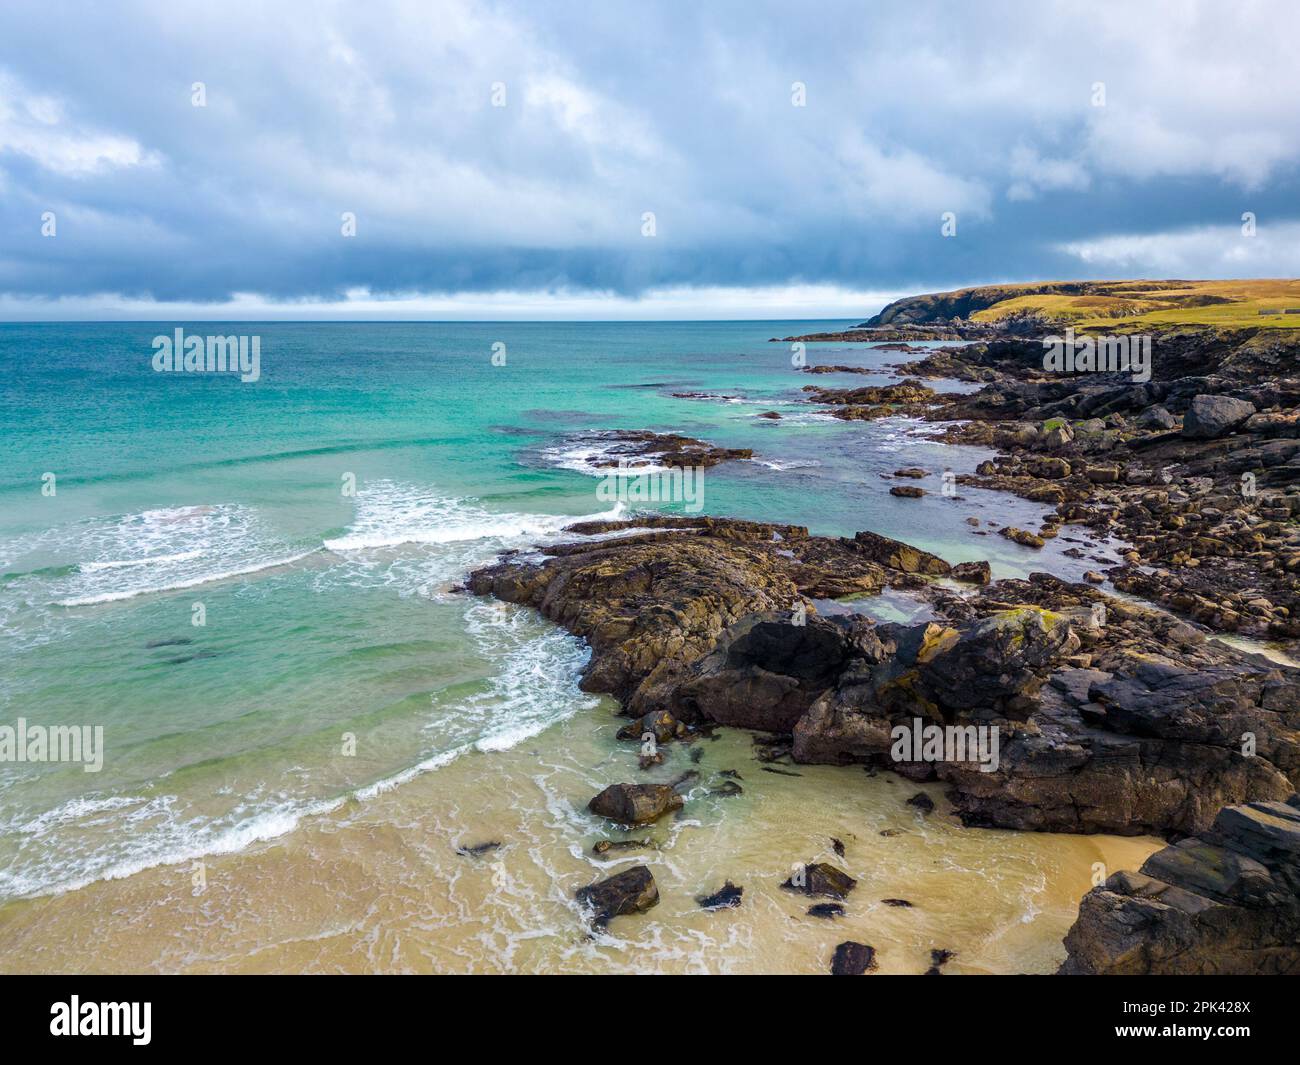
[1,0,1298,319]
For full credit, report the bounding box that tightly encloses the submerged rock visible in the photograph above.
[906,793,935,814]
[696,881,744,910]
[575,865,660,928]
[592,838,653,855]
[807,903,845,919]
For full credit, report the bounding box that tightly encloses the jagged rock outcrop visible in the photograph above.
[465,516,947,716]
[1059,796,1300,974]
[468,517,1300,837]
[891,329,1300,646]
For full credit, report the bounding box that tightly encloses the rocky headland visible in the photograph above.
[468,302,1300,973]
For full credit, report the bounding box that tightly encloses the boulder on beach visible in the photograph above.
[1181,394,1256,439]
[587,783,684,825]
[781,862,857,899]
[830,941,878,975]
[575,865,660,928]
[951,560,991,585]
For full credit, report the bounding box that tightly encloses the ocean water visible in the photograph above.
[0,322,1149,971]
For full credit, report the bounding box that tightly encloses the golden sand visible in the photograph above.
[0,705,1161,975]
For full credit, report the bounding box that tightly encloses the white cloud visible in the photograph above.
[0,282,900,321]
[1057,221,1300,276]
[0,70,160,175]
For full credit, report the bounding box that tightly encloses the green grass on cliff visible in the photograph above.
[877,279,1300,332]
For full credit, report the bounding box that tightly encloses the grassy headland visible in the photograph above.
[867,279,1300,332]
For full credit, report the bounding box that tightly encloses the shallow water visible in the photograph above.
[0,693,1160,975]
[0,321,1158,972]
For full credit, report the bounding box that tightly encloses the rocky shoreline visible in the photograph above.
[1060,795,1300,974]
[808,328,1300,646]
[462,323,1300,974]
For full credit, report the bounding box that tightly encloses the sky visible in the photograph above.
[1,0,1298,320]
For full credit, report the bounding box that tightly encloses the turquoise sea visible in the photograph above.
[0,321,1108,905]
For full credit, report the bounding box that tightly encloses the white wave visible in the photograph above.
[16,502,318,610]
[350,748,465,801]
[540,431,692,477]
[542,443,673,477]
[57,550,318,606]
[0,791,346,901]
[81,549,204,571]
[750,458,822,471]
[324,479,625,553]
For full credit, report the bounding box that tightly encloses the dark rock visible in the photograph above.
[1181,394,1256,439]
[881,898,913,907]
[592,838,652,855]
[1137,405,1177,430]
[561,428,754,469]
[906,792,935,814]
[781,862,857,899]
[951,560,992,585]
[1060,796,1300,974]
[831,941,878,975]
[587,783,684,826]
[696,880,743,910]
[456,841,501,858]
[808,903,845,918]
[575,865,660,928]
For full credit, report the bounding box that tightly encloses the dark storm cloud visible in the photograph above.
[1,0,1298,314]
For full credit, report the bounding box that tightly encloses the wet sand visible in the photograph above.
[0,704,1161,974]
